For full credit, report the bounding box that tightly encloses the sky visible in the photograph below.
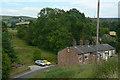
[0,0,119,18]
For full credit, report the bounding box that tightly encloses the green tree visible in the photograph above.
[2,22,18,79]
[33,50,41,61]
[2,53,11,79]
[99,27,109,37]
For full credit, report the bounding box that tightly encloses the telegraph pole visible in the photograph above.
[96,0,100,64]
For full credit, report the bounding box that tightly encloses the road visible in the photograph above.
[11,65,57,80]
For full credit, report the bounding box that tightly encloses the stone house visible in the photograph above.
[58,43,115,66]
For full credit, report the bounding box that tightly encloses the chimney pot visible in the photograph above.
[80,39,83,46]
[73,39,77,47]
[85,40,89,45]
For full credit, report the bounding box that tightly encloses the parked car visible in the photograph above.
[35,60,46,66]
[42,60,51,66]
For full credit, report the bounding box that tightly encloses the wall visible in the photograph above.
[78,53,97,64]
[58,48,115,66]
[78,54,84,64]
[89,53,96,63]
[58,47,79,66]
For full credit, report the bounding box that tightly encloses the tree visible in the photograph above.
[33,50,41,61]
[2,53,11,79]
[18,8,116,52]
[2,22,18,79]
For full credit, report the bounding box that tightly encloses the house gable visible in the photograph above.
[58,47,79,66]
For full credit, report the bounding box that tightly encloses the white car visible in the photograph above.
[35,60,46,66]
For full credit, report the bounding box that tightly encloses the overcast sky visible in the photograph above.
[0,0,119,18]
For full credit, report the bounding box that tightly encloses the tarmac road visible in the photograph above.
[11,65,57,80]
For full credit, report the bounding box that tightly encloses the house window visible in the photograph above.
[84,54,88,60]
[100,53,102,57]
[67,49,70,52]
[97,54,99,59]
[79,57,82,62]
[113,50,115,55]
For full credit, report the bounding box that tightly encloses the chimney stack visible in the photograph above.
[80,39,83,46]
[73,39,77,47]
[85,40,89,45]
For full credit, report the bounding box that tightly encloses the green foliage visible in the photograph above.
[93,57,118,78]
[100,21,118,31]
[17,8,118,52]
[117,28,120,41]
[2,22,8,32]
[2,23,18,79]
[116,28,120,53]
[9,29,57,66]
[31,58,118,78]
[17,8,95,52]
[30,64,94,78]
[2,53,11,79]
[99,27,109,37]
[17,25,27,39]
[33,50,41,61]
[2,32,17,63]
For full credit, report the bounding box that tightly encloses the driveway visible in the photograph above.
[11,65,57,80]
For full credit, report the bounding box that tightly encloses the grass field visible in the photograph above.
[8,29,57,76]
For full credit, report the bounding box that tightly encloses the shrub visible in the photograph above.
[33,50,41,61]
[93,57,118,78]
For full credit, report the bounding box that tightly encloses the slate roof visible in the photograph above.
[70,44,115,54]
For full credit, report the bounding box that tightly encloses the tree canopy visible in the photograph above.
[17,8,118,52]
[2,22,18,79]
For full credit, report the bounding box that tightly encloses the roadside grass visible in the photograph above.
[9,65,30,78]
[30,57,118,78]
[8,29,57,76]
[30,64,95,78]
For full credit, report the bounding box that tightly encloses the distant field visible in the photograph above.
[8,29,57,76]
[1,15,36,27]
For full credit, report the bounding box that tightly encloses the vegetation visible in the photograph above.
[10,31,57,65]
[17,8,119,53]
[30,57,118,78]
[7,29,57,76]
[17,8,95,52]
[2,7,119,79]
[93,57,118,78]
[33,50,42,61]
[1,15,36,28]
[2,22,18,79]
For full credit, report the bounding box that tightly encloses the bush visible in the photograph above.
[33,50,41,61]
[2,53,11,79]
[93,57,118,78]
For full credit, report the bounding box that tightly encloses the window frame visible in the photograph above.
[97,54,99,59]
[84,54,88,60]
[79,56,83,62]
[100,52,102,57]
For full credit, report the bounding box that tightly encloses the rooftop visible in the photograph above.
[70,44,115,54]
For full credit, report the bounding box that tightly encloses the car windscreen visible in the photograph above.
[41,61,45,63]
